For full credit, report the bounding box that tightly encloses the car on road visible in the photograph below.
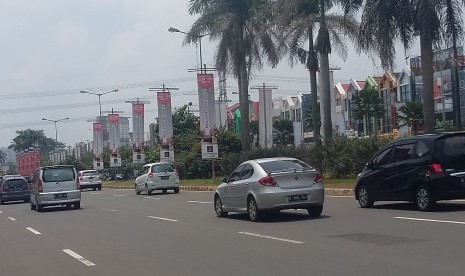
[0,175,30,204]
[214,157,324,222]
[355,132,465,211]
[135,162,180,195]
[78,170,102,191]
[30,165,81,212]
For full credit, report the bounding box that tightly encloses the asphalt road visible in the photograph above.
[1,189,465,276]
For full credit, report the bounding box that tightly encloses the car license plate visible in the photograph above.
[289,194,308,202]
[160,176,169,180]
[54,193,67,199]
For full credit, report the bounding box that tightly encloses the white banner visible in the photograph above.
[132,103,145,149]
[92,122,104,157]
[259,89,273,148]
[198,74,218,159]
[160,150,174,163]
[157,92,174,157]
[293,121,303,148]
[108,114,121,152]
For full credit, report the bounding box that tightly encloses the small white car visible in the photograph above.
[135,163,180,195]
[77,170,102,191]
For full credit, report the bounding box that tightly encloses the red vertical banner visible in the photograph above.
[157,92,174,162]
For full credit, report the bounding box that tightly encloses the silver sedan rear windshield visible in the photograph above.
[259,160,311,173]
[83,171,98,176]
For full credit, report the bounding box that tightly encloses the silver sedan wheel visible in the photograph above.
[214,196,227,217]
[247,197,260,222]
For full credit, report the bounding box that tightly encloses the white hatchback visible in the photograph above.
[135,163,180,195]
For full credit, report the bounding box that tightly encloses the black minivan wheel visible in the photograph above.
[415,185,435,211]
[357,185,374,208]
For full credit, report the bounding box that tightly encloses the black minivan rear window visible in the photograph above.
[42,167,75,182]
[436,135,465,168]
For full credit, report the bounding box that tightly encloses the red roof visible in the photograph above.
[357,81,366,90]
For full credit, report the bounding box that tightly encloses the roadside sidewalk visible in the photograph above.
[180,186,355,196]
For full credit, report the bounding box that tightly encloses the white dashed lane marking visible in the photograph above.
[144,196,160,199]
[114,195,126,197]
[188,201,212,204]
[395,217,465,225]
[63,249,96,266]
[103,208,118,212]
[27,227,42,235]
[148,216,178,222]
[8,217,16,221]
[238,232,304,244]
[91,192,100,195]
[0,210,3,214]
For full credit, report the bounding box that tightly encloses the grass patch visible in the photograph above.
[103,177,356,190]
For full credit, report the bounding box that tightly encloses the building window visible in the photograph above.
[400,84,411,102]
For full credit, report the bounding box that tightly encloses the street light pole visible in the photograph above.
[42,117,69,142]
[168,27,207,73]
[80,89,119,120]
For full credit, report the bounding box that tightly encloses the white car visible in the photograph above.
[135,163,180,195]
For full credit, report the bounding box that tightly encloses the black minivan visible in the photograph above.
[0,175,30,204]
[355,132,465,211]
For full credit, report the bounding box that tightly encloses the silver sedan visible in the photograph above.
[214,157,324,222]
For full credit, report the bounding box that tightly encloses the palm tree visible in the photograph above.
[276,0,359,144]
[187,0,282,151]
[398,101,424,135]
[358,0,464,133]
[315,0,362,140]
[351,87,385,136]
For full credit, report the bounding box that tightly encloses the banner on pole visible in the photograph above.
[157,92,174,162]
[132,103,145,164]
[259,89,273,149]
[93,123,104,167]
[197,74,218,159]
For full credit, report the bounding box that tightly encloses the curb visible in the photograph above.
[179,186,355,196]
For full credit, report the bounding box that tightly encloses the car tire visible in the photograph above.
[146,185,151,195]
[357,185,374,208]
[307,205,323,217]
[415,184,435,211]
[162,189,167,194]
[0,199,3,205]
[98,186,102,191]
[93,187,96,191]
[135,184,141,195]
[24,198,30,203]
[214,195,228,217]
[66,203,72,209]
[37,204,43,212]
[74,202,81,209]
[174,188,179,194]
[247,196,261,222]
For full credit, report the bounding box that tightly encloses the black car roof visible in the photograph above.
[390,131,465,144]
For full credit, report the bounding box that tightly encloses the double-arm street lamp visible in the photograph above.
[168,27,209,72]
[42,117,69,142]
[80,89,119,119]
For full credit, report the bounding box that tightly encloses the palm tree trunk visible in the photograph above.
[239,58,250,151]
[307,28,321,146]
[420,34,435,133]
[319,52,332,140]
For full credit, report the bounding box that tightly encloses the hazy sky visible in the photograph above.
[0,0,417,148]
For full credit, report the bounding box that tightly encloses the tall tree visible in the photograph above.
[273,119,295,146]
[359,0,464,133]
[397,101,424,135]
[187,0,281,151]
[315,0,362,140]
[9,129,63,157]
[351,87,385,136]
[277,0,359,144]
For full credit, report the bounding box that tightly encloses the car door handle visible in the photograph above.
[244,183,249,187]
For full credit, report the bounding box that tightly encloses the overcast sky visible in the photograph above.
[0,0,418,149]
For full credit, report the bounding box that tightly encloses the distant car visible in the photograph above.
[78,170,102,191]
[355,132,465,211]
[30,165,81,212]
[0,175,30,204]
[214,157,324,222]
[115,173,124,180]
[135,163,180,195]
